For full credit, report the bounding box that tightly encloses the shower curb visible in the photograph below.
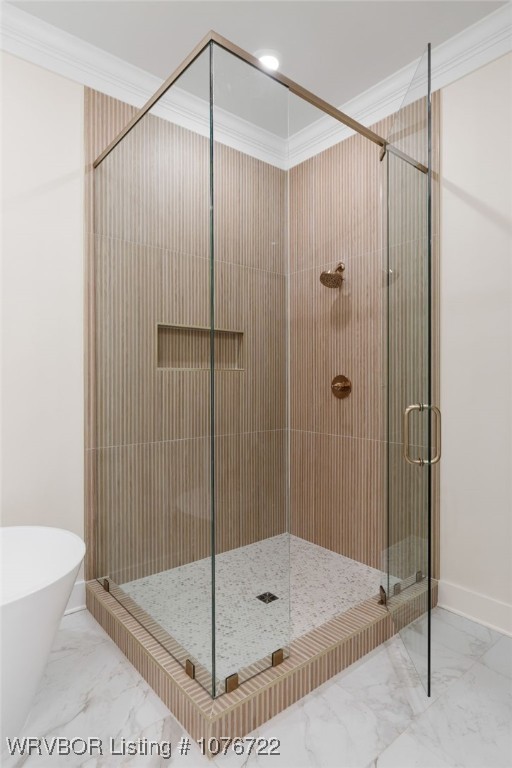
[86,580,437,758]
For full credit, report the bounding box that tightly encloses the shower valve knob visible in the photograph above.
[331,375,352,399]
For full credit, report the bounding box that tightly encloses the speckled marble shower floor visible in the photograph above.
[121,534,387,682]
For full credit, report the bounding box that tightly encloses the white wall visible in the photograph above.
[439,52,512,635]
[1,52,85,588]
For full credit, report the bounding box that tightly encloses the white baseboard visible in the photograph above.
[65,579,86,615]
[438,580,512,637]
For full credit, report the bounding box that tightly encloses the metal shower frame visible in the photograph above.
[93,30,428,174]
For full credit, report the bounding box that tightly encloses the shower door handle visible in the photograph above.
[403,404,442,466]
[429,405,442,465]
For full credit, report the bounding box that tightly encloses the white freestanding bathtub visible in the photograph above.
[0,526,85,741]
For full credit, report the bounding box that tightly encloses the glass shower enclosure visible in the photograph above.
[93,41,293,698]
[93,34,436,699]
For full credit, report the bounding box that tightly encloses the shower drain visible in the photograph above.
[256,592,279,604]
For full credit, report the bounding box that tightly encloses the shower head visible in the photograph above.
[320,263,345,288]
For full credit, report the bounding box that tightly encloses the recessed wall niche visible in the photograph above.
[157,324,244,370]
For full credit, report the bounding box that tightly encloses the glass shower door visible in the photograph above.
[385,44,436,695]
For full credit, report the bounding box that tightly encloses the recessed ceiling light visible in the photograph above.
[259,54,279,71]
[256,50,280,71]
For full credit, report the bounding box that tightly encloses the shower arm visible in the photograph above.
[93,30,427,176]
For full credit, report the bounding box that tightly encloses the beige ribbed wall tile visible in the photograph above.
[88,89,288,590]
[213,259,243,332]
[215,434,241,554]
[290,250,385,441]
[157,371,210,441]
[94,236,159,449]
[214,142,241,266]
[84,84,123,434]
[214,144,287,274]
[214,259,287,433]
[85,90,138,577]
[94,113,210,256]
[95,438,211,583]
[289,119,393,274]
[216,372,243,438]
[288,118,389,571]
[240,271,287,433]
[239,153,287,274]
[290,430,385,569]
[239,430,287,545]
[158,251,210,329]
[289,96,439,578]
[84,90,137,174]
[156,249,211,442]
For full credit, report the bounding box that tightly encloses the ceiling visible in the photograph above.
[9,1,506,115]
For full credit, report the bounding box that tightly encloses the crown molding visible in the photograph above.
[151,87,288,169]
[0,3,288,167]
[0,3,162,105]
[289,3,512,166]
[1,2,511,169]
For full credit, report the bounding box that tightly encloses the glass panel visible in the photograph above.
[211,44,291,696]
[93,46,216,694]
[384,45,433,694]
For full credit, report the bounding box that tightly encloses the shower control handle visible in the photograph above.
[403,404,442,466]
[331,375,352,399]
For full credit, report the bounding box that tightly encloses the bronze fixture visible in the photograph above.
[185,659,196,680]
[331,375,352,399]
[225,673,239,693]
[320,262,345,288]
[378,585,387,606]
[403,403,442,466]
[271,649,285,667]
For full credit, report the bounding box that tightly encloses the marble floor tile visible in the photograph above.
[481,635,512,680]
[334,636,430,719]
[400,607,504,700]
[81,715,206,768]
[214,638,430,768]
[374,731,452,768]
[431,608,502,659]
[213,612,509,768]
[4,592,509,768]
[408,660,512,768]
[2,612,172,768]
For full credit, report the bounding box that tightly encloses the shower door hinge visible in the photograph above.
[416,570,424,583]
[378,585,387,606]
[272,649,284,667]
[185,659,196,680]
[103,578,110,593]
